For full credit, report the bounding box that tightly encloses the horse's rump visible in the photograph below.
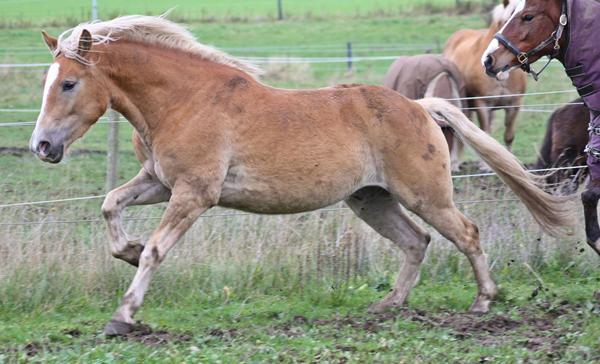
[383,54,466,106]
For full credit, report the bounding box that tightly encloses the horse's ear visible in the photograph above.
[41,31,57,53]
[77,29,93,58]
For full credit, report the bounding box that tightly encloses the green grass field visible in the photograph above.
[1,1,599,362]
[0,0,494,27]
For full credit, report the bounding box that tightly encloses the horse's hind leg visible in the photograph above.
[101,169,171,266]
[582,179,600,255]
[346,187,431,313]
[417,205,498,312]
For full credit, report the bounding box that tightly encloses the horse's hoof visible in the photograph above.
[368,301,401,314]
[468,301,491,314]
[104,319,135,336]
[588,239,600,256]
[114,244,144,267]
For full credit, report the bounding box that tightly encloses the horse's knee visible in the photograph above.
[139,245,164,267]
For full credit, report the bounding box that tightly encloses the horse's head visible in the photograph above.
[482,0,566,81]
[30,30,110,163]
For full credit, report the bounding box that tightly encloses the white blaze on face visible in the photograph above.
[31,62,60,147]
[481,38,500,66]
[38,62,60,120]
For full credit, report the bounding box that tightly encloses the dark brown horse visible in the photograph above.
[535,98,588,191]
[383,54,467,170]
[482,0,600,255]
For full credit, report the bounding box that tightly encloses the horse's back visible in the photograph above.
[443,29,486,61]
[216,83,448,213]
[383,54,465,102]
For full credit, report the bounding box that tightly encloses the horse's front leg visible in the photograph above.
[104,184,212,336]
[582,178,600,255]
[503,106,519,151]
[101,169,171,266]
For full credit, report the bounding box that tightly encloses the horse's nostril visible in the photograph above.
[484,55,494,69]
[38,140,51,156]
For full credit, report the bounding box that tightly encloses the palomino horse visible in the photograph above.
[534,98,588,192]
[31,15,575,336]
[383,54,467,171]
[482,0,600,256]
[444,0,527,151]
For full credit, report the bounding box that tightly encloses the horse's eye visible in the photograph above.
[522,14,534,22]
[62,80,77,92]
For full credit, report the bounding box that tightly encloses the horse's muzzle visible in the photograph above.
[33,139,64,163]
[483,55,496,77]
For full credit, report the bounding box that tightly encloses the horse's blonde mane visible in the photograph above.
[55,14,263,78]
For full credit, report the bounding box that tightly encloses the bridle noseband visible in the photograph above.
[493,0,568,81]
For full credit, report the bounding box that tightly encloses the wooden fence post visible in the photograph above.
[347,42,353,71]
[106,110,119,191]
[277,0,283,20]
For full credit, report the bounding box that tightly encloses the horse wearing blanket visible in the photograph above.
[482,0,600,255]
[30,15,575,336]
[383,55,467,170]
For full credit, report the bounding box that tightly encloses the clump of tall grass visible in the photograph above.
[0,176,594,314]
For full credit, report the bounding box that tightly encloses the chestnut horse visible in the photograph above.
[482,0,600,256]
[444,0,527,151]
[31,16,575,336]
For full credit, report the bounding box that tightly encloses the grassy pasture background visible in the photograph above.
[0,0,494,26]
[0,0,599,362]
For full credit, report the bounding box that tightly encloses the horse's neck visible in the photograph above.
[98,41,231,144]
[484,21,502,42]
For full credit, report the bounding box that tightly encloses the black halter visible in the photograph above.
[493,0,568,81]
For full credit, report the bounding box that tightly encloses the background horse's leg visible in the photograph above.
[345,186,430,313]
[101,169,171,266]
[474,100,494,171]
[503,106,520,151]
[451,131,465,172]
[104,187,210,336]
[582,179,600,255]
[474,99,491,134]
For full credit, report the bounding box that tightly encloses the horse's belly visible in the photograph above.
[217,165,366,214]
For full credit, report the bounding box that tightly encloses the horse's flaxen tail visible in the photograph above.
[416,97,576,237]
